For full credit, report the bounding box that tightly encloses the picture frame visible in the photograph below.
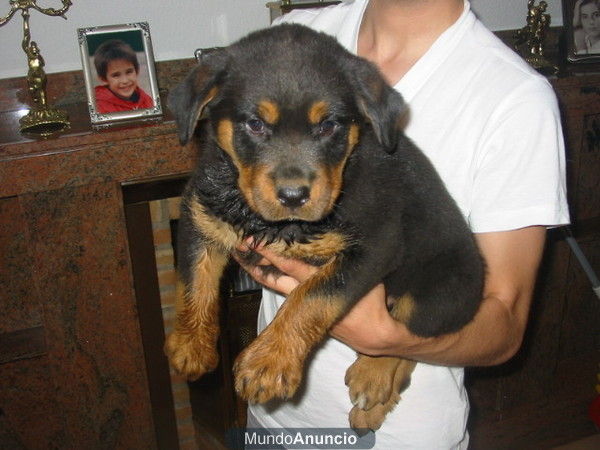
[563,0,600,63]
[77,22,162,125]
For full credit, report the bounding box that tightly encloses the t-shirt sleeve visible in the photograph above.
[468,79,570,232]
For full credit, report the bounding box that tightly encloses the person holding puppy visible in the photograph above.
[236,0,569,448]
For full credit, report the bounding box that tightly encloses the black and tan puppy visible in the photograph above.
[165,24,484,430]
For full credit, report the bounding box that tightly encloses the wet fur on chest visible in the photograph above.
[185,148,351,268]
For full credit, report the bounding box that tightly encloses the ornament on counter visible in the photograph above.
[513,0,558,75]
[0,1,72,137]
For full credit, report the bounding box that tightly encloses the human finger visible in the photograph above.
[251,244,319,283]
[231,251,300,295]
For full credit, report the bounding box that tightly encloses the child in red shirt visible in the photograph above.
[93,39,154,113]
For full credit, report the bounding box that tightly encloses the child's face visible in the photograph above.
[101,59,139,99]
[581,3,600,39]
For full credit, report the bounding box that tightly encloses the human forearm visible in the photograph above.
[332,228,545,366]
[365,293,527,366]
[236,227,544,368]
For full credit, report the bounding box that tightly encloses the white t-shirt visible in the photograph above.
[247,1,570,448]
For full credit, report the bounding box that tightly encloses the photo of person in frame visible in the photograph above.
[573,0,600,54]
[79,23,162,124]
[89,31,154,113]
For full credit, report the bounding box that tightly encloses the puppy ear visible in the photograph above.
[347,57,406,153]
[168,48,229,145]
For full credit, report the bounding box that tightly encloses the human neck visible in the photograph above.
[358,0,464,84]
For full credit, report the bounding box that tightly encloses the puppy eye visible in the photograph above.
[245,118,266,135]
[318,120,338,138]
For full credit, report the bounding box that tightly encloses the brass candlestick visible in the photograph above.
[0,1,72,136]
[513,0,557,74]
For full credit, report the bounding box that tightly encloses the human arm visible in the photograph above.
[347,226,546,366]
[235,225,546,367]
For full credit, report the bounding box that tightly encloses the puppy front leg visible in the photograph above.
[234,256,347,403]
[165,244,229,380]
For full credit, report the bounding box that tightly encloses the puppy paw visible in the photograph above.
[349,400,397,431]
[345,355,399,410]
[234,340,303,403]
[345,356,416,430]
[164,331,218,380]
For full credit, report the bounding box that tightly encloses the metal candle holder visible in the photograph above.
[0,1,72,137]
[513,0,557,75]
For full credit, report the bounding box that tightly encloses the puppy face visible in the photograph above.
[211,91,361,222]
[169,25,405,222]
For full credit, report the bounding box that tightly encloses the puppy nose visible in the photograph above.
[277,186,310,208]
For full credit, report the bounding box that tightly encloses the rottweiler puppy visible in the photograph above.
[166,24,484,430]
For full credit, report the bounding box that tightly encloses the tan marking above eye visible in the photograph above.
[257,100,280,124]
[308,100,329,124]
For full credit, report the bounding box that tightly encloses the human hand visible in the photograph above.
[233,240,318,295]
[329,283,405,356]
[233,242,416,356]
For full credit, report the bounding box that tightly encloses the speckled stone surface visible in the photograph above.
[0,59,197,447]
[17,183,156,447]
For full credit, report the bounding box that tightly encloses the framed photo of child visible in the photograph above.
[563,0,600,62]
[78,22,162,125]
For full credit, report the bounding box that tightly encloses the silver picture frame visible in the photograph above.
[563,0,600,63]
[77,22,162,125]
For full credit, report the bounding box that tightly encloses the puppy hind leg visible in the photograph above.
[346,355,416,431]
[346,293,418,430]
[165,245,229,380]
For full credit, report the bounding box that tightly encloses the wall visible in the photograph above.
[0,0,269,79]
[0,0,565,80]
[473,0,563,31]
